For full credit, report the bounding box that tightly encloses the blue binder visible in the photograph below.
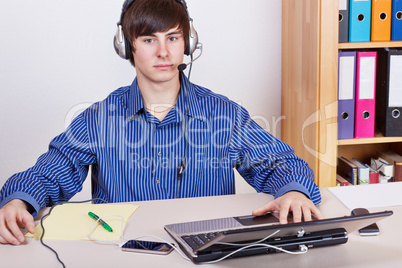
[391,0,402,40]
[349,0,372,42]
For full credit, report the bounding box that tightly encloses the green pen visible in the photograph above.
[88,212,113,232]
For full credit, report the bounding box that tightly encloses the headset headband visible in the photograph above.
[119,0,190,23]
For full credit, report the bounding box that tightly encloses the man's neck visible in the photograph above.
[137,74,181,120]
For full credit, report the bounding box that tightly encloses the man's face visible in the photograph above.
[132,27,185,87]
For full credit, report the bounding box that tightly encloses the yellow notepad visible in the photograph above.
[26,203,139,241]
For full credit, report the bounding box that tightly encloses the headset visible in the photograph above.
[113,0,199,60]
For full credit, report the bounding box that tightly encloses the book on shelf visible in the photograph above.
[349,157,370,184]
[337,157,358,185]
[378,151,402,182]
[367,165,380,184]
[371,157,394,182]
[336,174,351,186]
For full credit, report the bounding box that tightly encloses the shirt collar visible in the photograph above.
[175,74,206,123]
[127,74,206,123]
[127,77,145,119]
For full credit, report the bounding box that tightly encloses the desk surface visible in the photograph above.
[1,188,401,268]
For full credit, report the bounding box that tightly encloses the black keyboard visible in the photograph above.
[181,232,221,251]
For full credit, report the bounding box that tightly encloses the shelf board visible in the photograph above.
[339,41,402,49]
[338,130,402,145]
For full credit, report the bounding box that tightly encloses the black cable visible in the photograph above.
[39,198,108,268]
[176,54,193,198]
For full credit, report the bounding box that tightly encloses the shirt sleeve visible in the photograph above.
[228,105,321,204]
[0,113,96,216]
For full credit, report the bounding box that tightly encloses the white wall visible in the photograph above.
[0,0,282,198]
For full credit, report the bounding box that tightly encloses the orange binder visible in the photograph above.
[371,0,392,41]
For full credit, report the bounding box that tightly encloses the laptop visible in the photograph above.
[164,210,393,263]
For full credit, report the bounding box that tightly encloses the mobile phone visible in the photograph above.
[351,208,380,236]
[121,240,174,255]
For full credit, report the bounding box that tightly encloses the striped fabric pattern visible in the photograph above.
[0,75,321,215]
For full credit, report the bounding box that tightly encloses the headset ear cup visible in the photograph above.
[114,24,131,60]
[185,20,198,56]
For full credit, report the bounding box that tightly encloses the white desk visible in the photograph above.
[1,188,401,268]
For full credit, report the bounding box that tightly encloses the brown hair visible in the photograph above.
[122,0,190,66]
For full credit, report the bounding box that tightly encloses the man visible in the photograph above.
[0,0,322,246]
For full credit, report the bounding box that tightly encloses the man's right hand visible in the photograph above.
[0,199,35,245]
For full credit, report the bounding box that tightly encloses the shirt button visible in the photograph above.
[156,179,161,184]
[157,152,162,157]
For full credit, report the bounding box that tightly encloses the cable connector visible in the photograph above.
[299,244,308,252]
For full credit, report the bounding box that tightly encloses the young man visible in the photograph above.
[0,0,322,246]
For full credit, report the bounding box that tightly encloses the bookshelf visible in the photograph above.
[281,0,402,187]
[339,41,402,49]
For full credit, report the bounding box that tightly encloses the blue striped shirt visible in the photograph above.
[0,74,321,216]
